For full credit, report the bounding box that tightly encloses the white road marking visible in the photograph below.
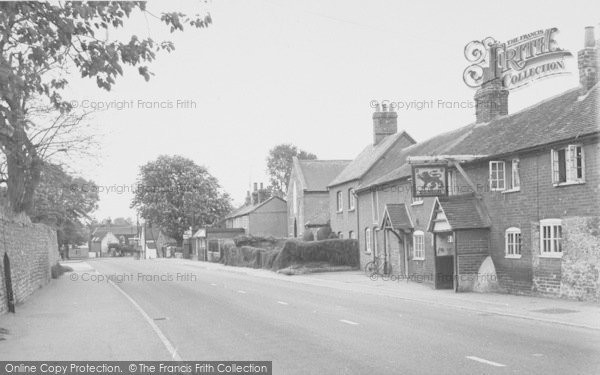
[209,283,217,286]
[106,278,182,361]
[339,319,359,325]
[237,290,247,294]
[277,301,289,305]
[466,356,506,367]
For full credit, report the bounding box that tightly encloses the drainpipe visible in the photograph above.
[454,231,459,293]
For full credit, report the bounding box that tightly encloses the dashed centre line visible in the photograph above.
[237,290,247,294]
[339,319,359,325]
[277,301,289,305]
[466,356,506,367]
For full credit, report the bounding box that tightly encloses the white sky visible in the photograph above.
[62,0,600,220]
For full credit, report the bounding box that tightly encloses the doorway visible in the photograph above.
[433,232,455,289]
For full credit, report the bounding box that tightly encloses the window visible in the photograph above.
[413,231,425,260]
[552,145,585,185]
[540,219,563,257]
[489,161,506,191]
[349,231,355,239]
[348,188,355,210]
[505,227,522,258]
[292,181,298,214]
[365,228,372,253]
[371,191,379,223]
[336,191,343,212]
[448,169,458,196]
[338,232,344,239]
[510,159,520,190]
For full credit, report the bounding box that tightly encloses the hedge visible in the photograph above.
[272,239,359,270]
[221,244,279,269]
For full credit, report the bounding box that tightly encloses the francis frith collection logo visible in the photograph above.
[463,27,572,90]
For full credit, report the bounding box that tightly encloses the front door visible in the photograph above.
[435,255,454,289]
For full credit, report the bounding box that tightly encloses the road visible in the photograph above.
[87,258,599,374]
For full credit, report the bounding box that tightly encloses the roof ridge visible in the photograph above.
[476,86,582,127]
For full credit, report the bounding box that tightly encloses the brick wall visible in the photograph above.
[455,140,600,298]
[0,212,59,315]
[329,181,359,238]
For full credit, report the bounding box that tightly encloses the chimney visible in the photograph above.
[578,26,599,92]
[257,188,267,204]
[475,43,509,123]
[260,182,264,190]
[372,103,398,145]
[253,182,258,192]
[245,190,251,205]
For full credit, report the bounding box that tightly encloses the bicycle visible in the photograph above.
[364,255,391,276]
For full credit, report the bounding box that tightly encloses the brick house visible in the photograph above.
[225,196,287,238]
[287,157,350,238]
[351,27,600,300]
[327,107,416,240]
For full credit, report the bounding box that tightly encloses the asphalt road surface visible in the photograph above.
[89,258,600,374]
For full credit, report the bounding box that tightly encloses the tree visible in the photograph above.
[0,2,211,213]
[112,217,133,226]
[29,163,99,247]
[266,144,316,194]
[131,155,232,245]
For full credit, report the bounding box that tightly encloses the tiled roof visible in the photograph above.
[382,204,413,230]
[358,84,599,191]
[359,125,474,190]
[436,195,491,230]
[328,131,415,187]
[296,158,351,191]
[226,196,286,219]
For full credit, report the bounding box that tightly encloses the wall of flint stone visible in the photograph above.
[0,211,59,314]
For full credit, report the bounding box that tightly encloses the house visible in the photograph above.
[327,105,416,240]
[225,195,287,238]
[139,225,176,259]
[192,227,245,262]
[109,225,140,247]
[350,27,599,300]
[90,229,119,256]
[287,157,351,238]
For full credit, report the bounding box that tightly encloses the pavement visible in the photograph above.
[1,257,599,374]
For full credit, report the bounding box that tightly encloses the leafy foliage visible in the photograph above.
[266,144,316,194]
[29,163,99,246]
[0,2,211,213]
[131,155,232,244]
[273,239,360,270]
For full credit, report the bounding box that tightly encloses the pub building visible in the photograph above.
[330,27,599,299]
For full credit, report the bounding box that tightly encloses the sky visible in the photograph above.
[61,0,600,221]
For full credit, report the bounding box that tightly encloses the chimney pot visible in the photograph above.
[260,182,263,190]
[585,26,596,48]
[253,182,258,192]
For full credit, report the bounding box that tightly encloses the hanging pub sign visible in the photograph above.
[463,27,572,90]
[412,165,448,197]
